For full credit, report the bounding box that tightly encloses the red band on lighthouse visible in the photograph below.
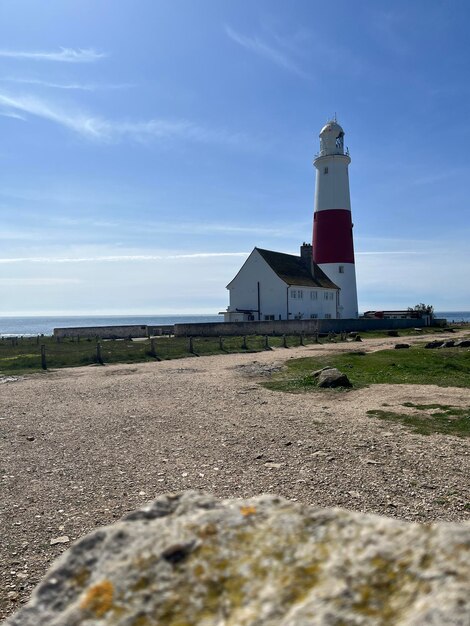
[312,209,355,264]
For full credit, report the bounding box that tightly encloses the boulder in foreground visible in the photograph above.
[317,367,352,388]
[5,491,470,626]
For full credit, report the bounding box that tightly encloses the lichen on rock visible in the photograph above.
[5,491,470,625]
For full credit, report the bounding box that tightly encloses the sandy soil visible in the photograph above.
[1,331,469,619]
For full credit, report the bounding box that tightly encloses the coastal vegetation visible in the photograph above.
[367,404,470,437]
[264,343,470,391]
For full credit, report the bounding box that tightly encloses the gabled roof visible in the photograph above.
[256,248,339,289]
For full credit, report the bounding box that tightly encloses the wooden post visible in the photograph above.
[188,337,194,353]
[40,345,47,370]
[242,335,247,349]
[150,338,157,357]
[96,342,104,365]
[264,335,269,350]
[219,336,224,351]
[282,334,287,348]
[300,333,305,346]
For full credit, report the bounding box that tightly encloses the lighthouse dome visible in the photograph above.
[318,120,345,156]
[320,121,344,136]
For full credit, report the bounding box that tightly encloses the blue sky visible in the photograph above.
[1,0,469,315]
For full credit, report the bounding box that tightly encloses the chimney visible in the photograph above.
[300,242,313,264]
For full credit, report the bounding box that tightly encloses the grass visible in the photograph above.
[264,345,470,392]
[0,333,322,375]
[366,404,470,437]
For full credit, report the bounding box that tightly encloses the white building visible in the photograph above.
[224,245,339,322]
[224,118,358,322]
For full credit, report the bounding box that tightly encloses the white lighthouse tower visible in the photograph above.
[312,119,358,318]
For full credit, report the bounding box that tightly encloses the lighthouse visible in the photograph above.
[312,119,358,318]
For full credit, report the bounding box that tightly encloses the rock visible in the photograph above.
[264,462,283,469]
[414,328,423,332]
[454,340,470,348]
[49,536,70,546]
[317,368,352,388]
[311,366,334,378]
[6,491,470,626]
[26,436,35,442]
[354,335,362,341]
[394,343,411,349]
[425,340,444,349]
[440,340,455,348]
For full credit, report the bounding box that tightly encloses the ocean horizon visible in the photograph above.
[0,311,469,337]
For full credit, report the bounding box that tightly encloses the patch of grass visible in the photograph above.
[366,406,470,437]
[264,346,470,393]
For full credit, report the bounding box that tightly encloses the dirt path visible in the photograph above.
[1,331,469,618]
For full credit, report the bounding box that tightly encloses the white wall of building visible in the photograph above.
[287,286,338,320]
[226,249,288,321]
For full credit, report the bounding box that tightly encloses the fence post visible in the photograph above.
[242,335,247,350]
[96,342,104,365]
[219,336,224,351]
[40,345,47,370]
[150,338,157,357]
[300,333,305,346]
[282,334,287,348]
[264,335,269,350]
[188,337,194,354]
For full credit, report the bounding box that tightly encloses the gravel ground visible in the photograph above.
[1,332,470,620]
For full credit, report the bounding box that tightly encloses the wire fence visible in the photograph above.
[0,332,343,374]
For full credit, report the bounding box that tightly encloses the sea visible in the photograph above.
[0,312,469,338]
[0,315,222,338]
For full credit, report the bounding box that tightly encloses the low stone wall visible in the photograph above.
[174,317,430,337]
[53,325,149,339]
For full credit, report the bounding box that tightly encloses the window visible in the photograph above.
[291,290,296,299]
[310,313,318,319]
[325,313,332,319]
[310,291,318,300]
[324,166,328,174]
[339,266,344,274]
[298,290,303,299]
[329,292,334,301]
[324,292,329,300]
[264,315,274,321]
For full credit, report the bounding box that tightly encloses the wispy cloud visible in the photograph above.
[1,77,132,91]
[0,47,105,63]
[0,277,81,285]
[0,110,26,121]
[225,25,308,78]
[0,92,254,147]
[0,252,249,264]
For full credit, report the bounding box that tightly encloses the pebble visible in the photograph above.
[50,536,70,546]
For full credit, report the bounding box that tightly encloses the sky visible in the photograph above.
[0,0,469,316]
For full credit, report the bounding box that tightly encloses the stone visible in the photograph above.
[440,340,455,348]
[394,343,411,349]
[425,340,444,349]
[49,536,70,546]
[354,335,362,341]
[317,368,352,388]
[311,366,334,378]
[5,491,470,626]
[455,340,470,348]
